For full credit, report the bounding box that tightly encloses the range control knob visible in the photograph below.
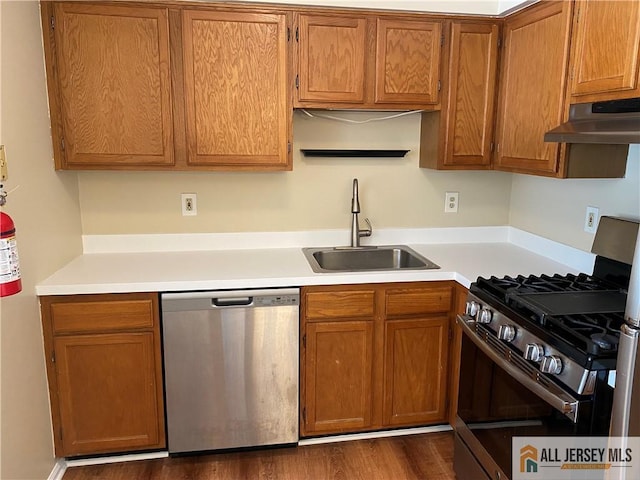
[497,324,517,342]
[524,343,545,362]
[465,301,480,318]
[478,307,493,324]
[540,355,563,375]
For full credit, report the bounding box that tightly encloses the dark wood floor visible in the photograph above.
[63,432,455,480]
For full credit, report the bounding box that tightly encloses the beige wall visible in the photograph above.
[509,146,640,251]
[0,2,83,480]
[0,1,637,479]
[78,111,514,234]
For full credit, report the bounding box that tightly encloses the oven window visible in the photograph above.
[458,334,590,475]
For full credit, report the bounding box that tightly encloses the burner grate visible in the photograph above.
[472,273,627,359]
[544,312,624,355]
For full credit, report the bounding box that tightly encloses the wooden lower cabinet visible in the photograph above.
[301,282,454,437]
[304,321,374,433]
[383,317,449,427]
[40,293,165,457]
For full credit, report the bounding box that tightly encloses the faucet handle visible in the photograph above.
[360,218,372,237]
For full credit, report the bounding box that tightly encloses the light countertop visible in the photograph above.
[36,227,595,296]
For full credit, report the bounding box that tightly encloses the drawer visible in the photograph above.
[47,294,156,334]
[305,289,375,321]
[385,286,452,317]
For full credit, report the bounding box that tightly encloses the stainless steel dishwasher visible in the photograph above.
[161,288,299,453]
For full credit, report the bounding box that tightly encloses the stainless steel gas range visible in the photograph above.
[454,217,639,480]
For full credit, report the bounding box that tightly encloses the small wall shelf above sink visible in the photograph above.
[300,149,410,158]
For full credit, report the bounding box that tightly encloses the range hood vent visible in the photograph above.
[544,97,640,144]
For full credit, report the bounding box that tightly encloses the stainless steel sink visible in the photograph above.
[303,245,440,273]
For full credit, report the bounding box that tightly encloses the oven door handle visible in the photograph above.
[457,315,580,423]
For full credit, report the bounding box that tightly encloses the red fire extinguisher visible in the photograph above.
[0,211,22,297]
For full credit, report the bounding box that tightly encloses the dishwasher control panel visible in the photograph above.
[254,294,299,307]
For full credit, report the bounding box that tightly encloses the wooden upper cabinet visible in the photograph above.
[46,3,173,169]
[421,20,499,170]
[182,10,291,169]
[442,22,498,168]
[569,0,640,102]
[494,1,573,176]
[296,14,367,104]
[375,18,442,105]
[295,13,443,109]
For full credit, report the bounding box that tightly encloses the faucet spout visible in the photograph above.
[349,178,372,247]
[351,178,360,213]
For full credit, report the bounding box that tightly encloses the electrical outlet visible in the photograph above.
[445,192,459,213]
[181,193,197,216]
[584,206,599,233]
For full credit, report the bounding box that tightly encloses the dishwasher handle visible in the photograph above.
[212,296,253,307]
[161,288,300,313]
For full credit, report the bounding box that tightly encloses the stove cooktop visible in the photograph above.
[471,273,627,358]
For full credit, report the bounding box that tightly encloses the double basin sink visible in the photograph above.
[303,245,440,273]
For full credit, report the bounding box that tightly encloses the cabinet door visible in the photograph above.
[304,321,374,434]
[570,0,640,101]
[54,332,163,456]
[182,10,290,169]
[442,22,499,168]
[494,1,572,175]
[375,18,442,105]
[297,14,367,104]
[51,3,173,168]
[383,317,449,426]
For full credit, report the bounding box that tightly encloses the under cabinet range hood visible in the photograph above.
[544,97,640,144]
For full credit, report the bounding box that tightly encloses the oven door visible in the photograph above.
[455,315,596,480]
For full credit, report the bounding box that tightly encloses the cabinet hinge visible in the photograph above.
[287,142,292,154]
[440,33,445,47]
[497,35,502,49]
[295,74,299,90]
[50,15,55,30]
[296,27,299,42]
[302,333,306,348]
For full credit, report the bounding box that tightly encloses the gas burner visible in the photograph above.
[544,312,625,355]
[471,272,627,362]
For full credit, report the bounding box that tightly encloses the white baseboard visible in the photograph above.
[297,424,453,446]
[65,450,169,468]
[47,428,450,476]
[47,459,67,480]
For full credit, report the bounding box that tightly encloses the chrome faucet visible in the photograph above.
[350,178,372,247]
